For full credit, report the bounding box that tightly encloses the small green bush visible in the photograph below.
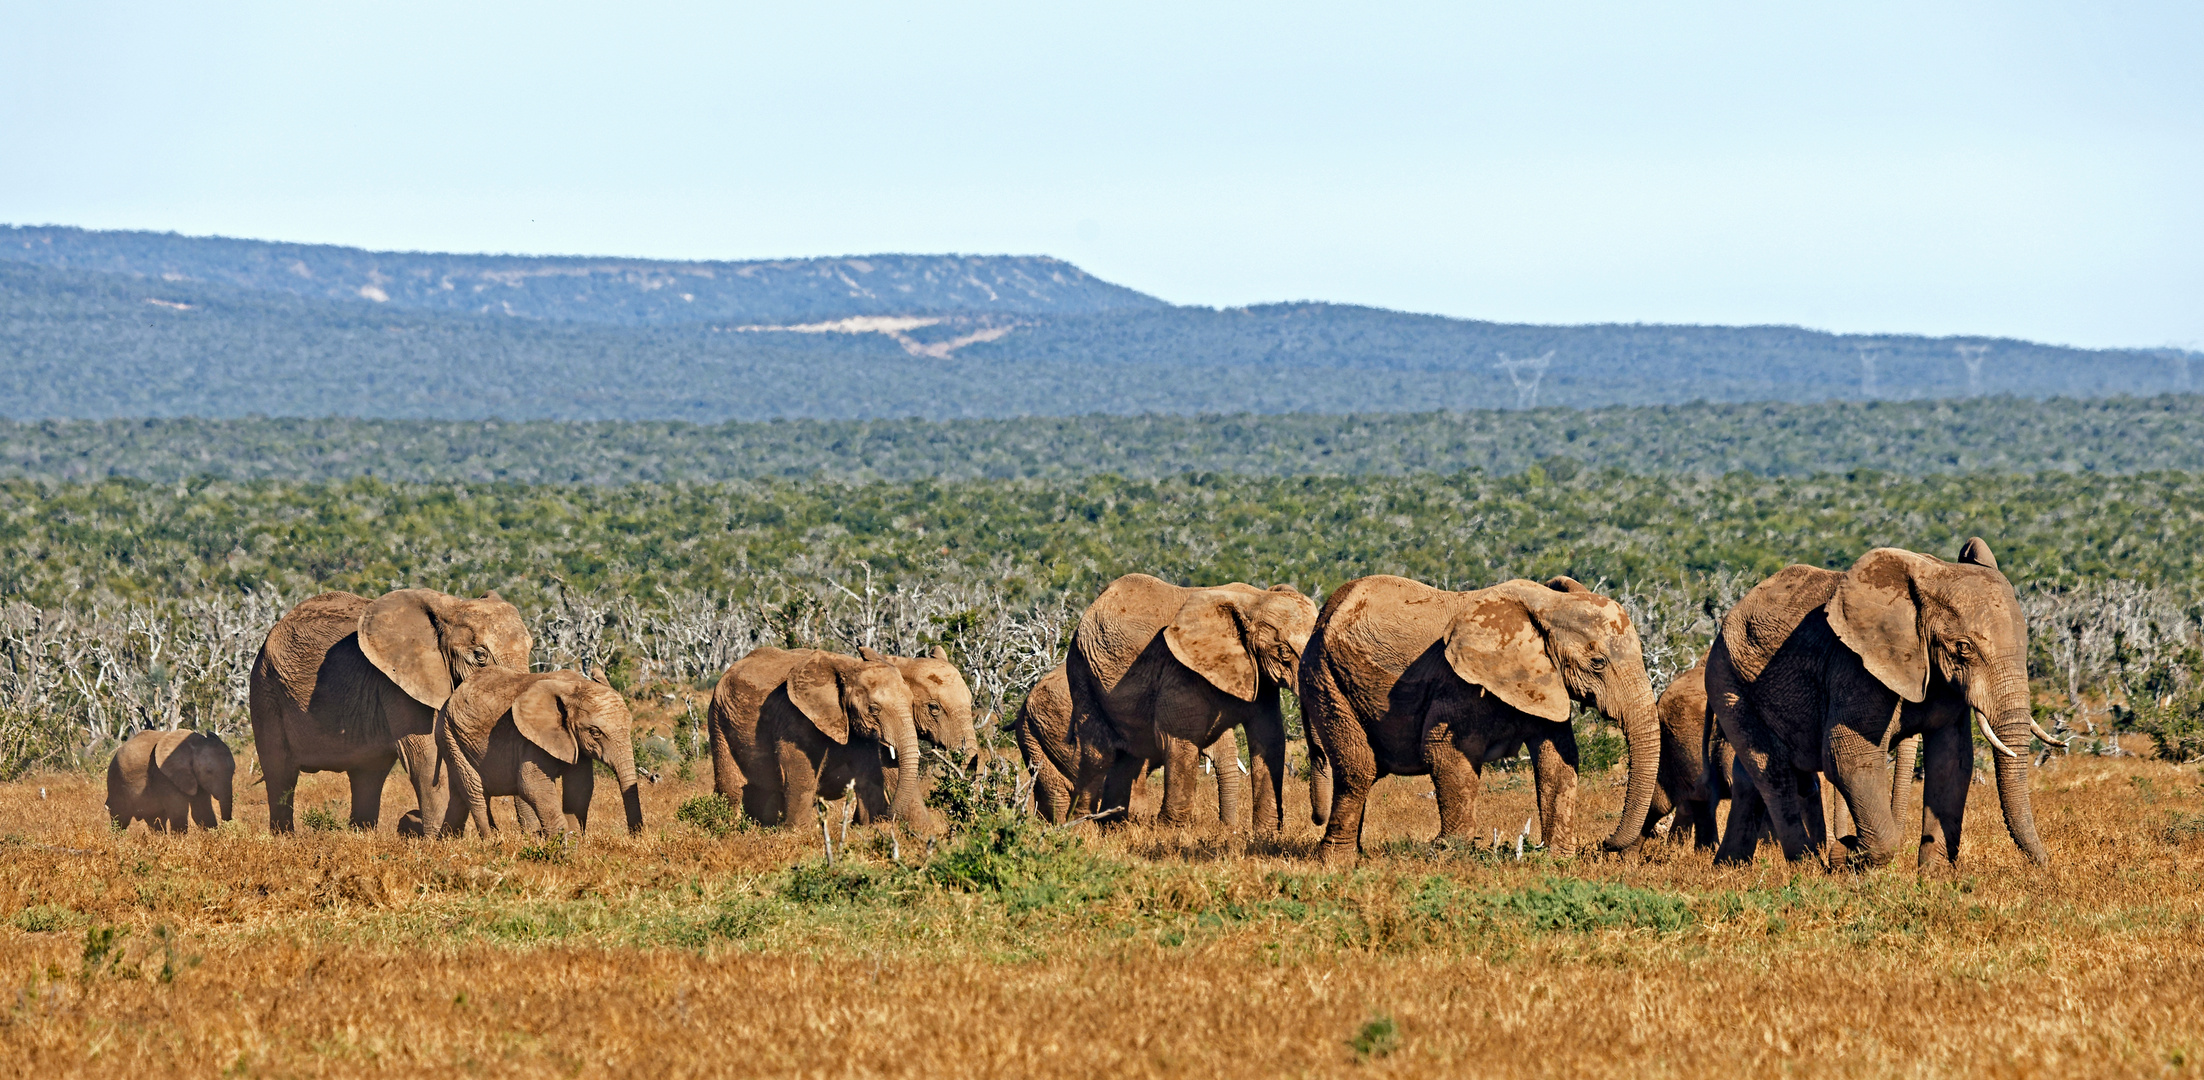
[300,803,346,832]
[1486,878,1695,933]
[781,862,884,905]
[675,794,742,838]
[1349,1014,1400,1061]
[925,812,1120,911]
[516,835,570,863]
[12,904,74,932]
[1578,726,1626,776]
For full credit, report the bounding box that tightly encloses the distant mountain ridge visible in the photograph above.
[0,225,1165,325]
[0,225,2194,421]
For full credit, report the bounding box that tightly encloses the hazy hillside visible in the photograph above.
[2,226,2194,420]
[0,225,1165,325]
[10,396,2200,484]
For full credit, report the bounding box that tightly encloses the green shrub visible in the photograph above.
[675,794,742,838]
[925,812,1119,911]
[300,803,346,832]
[1349,1014,1400,1061]
[12,904,74,932]
[1485,879,1694,933]
[1577,726,1626,776]
[516,835,570,863]
[781,862,885,905]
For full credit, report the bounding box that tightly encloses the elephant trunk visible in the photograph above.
[1210,730,1246,827]
[1988,696,2049,866]
[607,729,644,835]
[215,777,234,824]
[887,726,927,828]
[1601,685,1664,853]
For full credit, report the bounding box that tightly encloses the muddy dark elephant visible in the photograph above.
[708,647,928,831]
[249,590,531,834]
[1011,662,1258,825]
[1299,575,1661,864]
[1708,538,2057,868]
[436,668,643,836]
[106,729,235,832]
[1066,574,1319,834]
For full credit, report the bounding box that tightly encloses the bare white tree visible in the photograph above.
[1955,344,1991,396]
[1857,348,1881,399]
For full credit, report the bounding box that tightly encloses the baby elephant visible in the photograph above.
[436,668,645,837]
[106,730,235,832]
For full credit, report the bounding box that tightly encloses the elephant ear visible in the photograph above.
[1957,536,2000,571]
[857,646,888,662]
[786,652,851,744]
[1444,593,1570,723]
[510,677,582,764]
[1163,594,1259,702]
[1544,576,1593,594]
[359,589,455,709]
[929,645,949,661]
[1826,548,1932,704]
[151,730,200,796]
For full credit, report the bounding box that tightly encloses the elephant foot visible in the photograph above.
[1315,842,1360,867]
[396,811,425,839]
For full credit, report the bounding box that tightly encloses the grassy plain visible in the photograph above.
[3,736,2200,1078]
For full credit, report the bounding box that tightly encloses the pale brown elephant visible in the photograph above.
[106,729,235,832]
[1065,574,1319,834]
[1011,662,1253,825]
[436,668,644,836]
[1298,575,1661,864]
[1708,538,2057,868]
[249,589,531,834]
[707,647,927,830]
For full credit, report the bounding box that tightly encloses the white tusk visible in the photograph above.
[1976,710,2018,758]
[2029,719,2070,748]
[884,743,896,763]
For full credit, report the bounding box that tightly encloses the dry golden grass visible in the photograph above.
[3,744,2201,1078]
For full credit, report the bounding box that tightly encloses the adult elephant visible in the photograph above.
[1012,662,1257,825]
[249,590,532,834]
[1065,574,1319,834]
[1708,538,2058,868]
[1299,575,1661,864]
[106,729,236,832]
[707,647,927,831]
[436,668,644,836]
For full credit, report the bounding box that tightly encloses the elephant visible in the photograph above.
[707,647,928,831]
[435,667,644,836]
[1706,538,2058,868]
[106,729,235,832]
[1298,575,1661,864]
[866,645,979,772]
[1064,574,1320,834]
[1010,662,1261,825]
[248,589,531,833]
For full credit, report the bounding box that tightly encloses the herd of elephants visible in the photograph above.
[103,536,2059,870]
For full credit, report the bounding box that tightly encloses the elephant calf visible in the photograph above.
[708,647,930,831]
[436,668,645,837]
[106,729,235,832]
[1012,662,1261,826]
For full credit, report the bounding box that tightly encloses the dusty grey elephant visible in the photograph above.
[1298,575,1661,864]
[1066,574,1319,834]
[106,729,235,832]
[707,647,928,831]
[866,645,978,787]
[249,589,531,833]
[436,668,644,836]
[1011,662,1258,825]
[1708,538,2058,868]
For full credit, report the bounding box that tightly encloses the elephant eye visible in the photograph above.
[1953,639,1974,660]
[1587,655,1607,672]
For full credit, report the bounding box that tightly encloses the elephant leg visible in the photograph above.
[517,755,564,836]
[263,757,301,835]
[1098,755,1145,825]
[1154,731,1204,827]
[1245,704,1288,836]
[777,737,825,830]
[190,793,218,831]
[1826,726,1901,865]
[1889,733,1920,835]
[1917,722,1971,870]
[1723,729,1815,863]
[1715,755,1771,863]
[846,744,892,825]
[346,762,389,830]
[1527,725,1581,856]
[563,760,596,832]
[1424,720,1483,845]
[396,732,451,840]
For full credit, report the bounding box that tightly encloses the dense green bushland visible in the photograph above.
[2,468,2200,776]
[6,396,2204,484]
[6,469,2202,609]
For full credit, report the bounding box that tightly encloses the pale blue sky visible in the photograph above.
[2,2,2197,348]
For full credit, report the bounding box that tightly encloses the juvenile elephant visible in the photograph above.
[1708,538,2057,868]
[249,589,531,833]
[1066,574,1319,834]
[708,647,927,830]
[436,668,644,836]
[106,729,235,832]
[1012,662,1258,825]
[1299,575,1661,863]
